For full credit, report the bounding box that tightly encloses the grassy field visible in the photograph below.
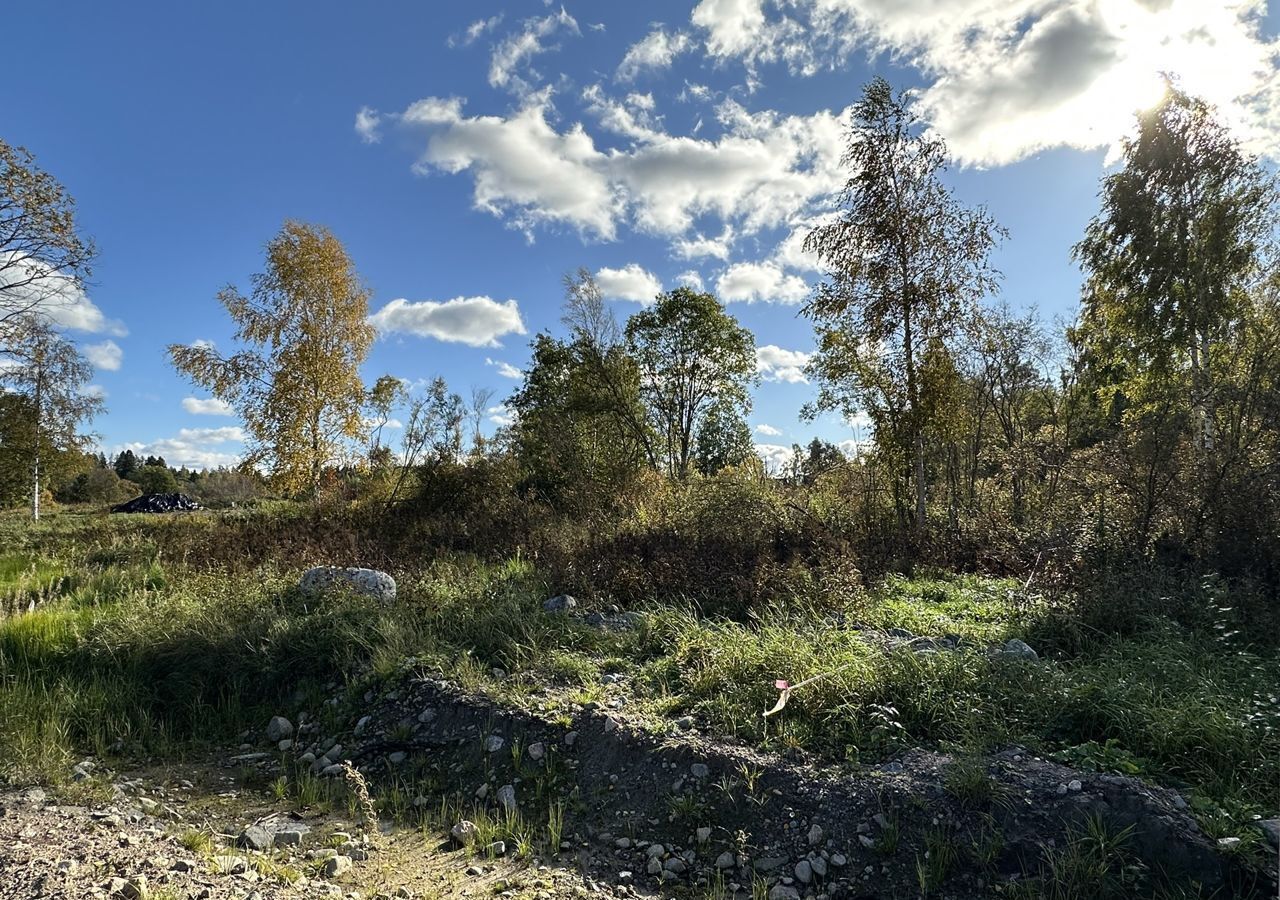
[0,506,1276,853]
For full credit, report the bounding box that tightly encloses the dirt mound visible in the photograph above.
[270,668,1275,899]
[111,493,204,514]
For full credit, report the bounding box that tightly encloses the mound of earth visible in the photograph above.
[245,667,1277,900]
[111,493,204,514]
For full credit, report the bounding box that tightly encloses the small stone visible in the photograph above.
[858,835,876,849]
[715,850,736,869]
[277,739,293,752]
[1067,779,1082,792]
[527,742,545,761]
[266,716,293,742]
[321,763,344,777]
[830,853,847,867]
[999,638,1039,661]
[696,827,712,843]
[323,855,353,878]
[564,731,579,747]
[120,876,148,900]
[615,837,632,849]
[690,763,710,778]
[388,751,407,765]
[1217,837,1242,850]
[354,716,372,736]
[769,886,801,900]
[543,594,577,613]
[675,716,695,730]
[1258,819,1280,849]
[664,857,687,874]
[171,860,195,872]
[475,784,489,800]
[496,784,517,812]
[603,718,618,733]
[274,830,305,847]
[794,860,813,884]
[138,798,160,816]
[881,761,904,774]
[810,856,827,877]
[646,843,666,858]
[646,857,662,876]
[484,735,504,753]
[807,823,823,846]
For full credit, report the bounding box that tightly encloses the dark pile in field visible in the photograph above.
[111,493,204,514]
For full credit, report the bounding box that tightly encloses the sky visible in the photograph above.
[5,0,1279,470]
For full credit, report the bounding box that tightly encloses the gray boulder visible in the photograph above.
[998,637,1039,661]
[299,567,396,606]
[265,716,293,742]
[543,594,576,613]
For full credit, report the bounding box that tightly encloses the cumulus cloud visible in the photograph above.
[595,264,662,303]
[0,252,127,336]
[685,0,1280,164]
[489,8,580,96]
[754,442,798,473]
[355,106,382,144]
[182,396,234,416]
[369,296,527,347]
[117,426,245,470]
[485,357,524,379]
[618,26,694,80]
[84,340,122,371]
[673,226,734,261]
[675,270,705,291]
[755,423,782,436]
[383,92,849,245]
[717,261,809,304]
[756,344,812,382]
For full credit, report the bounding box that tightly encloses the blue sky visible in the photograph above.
[6,1,1279,469]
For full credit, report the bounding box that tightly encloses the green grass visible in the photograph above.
[0,507,1275,848]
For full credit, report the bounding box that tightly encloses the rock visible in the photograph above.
[1067,779,1083,792]
[111,493,203,514]
[278,739,293,751]
[484,735,505,753]
[119,876,148,899]
[999,638,1039,661]
[138,797,160,816]
[603,717,618,733]
[690,763,710,778]
[496,784,517,812]
[339,841,369,861]
[489,840,506,857]
[858,834,876,849]
[663,858,688,875]
[238,825,273,852]
[807,823,823,846]
[696,826,712,843]
[769,886,801,900]
[715,851,736,869]
[646,843,666,858]
[266,716,293,742]
[451,821,479,846]
[171,859,196,872]
[1217,837,1241,850]
[810,856,827,877]
[527,742,545,761]
[321,763,344,777]
[323,855,353,878]
[794,860,813,883]
[354,716,371,736]
[299,567,396,606]
[274,829,306,847]
[830,853,847,867]
[754,857,787,872]
[646,857,663,876]
[543,594,576,613]
[564,731,579,747]
[1259,819,1279,849]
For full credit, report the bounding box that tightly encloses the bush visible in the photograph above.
[130,464,180,495]
[57,468,139,505]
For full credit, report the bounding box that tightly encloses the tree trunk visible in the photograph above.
[902,299,926,534]
[31,363,42,521]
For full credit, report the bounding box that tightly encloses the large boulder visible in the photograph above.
[299,567,396,606]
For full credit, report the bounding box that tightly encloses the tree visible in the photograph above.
[366,374,406,459]
[1073,83,1274,456]
[0,314,103,518]
[693,400,755,475]
[0,139,96,343]
[113,448,140,480]
[133,464,180,495]
[169,221,376,500]
[802,77,1004,533]
[625,287,757,479]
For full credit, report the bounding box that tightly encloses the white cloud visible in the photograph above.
[81,384,107,400]
[717,261,809,304]
[117,426,245,470]
[595,264,662,303]
[489,8,580,96]
[755,423,782,436]
[450,14,504,48]
[369,296,527,347]
[685,0,1280,164]
[618,26,694,80]
[0,252,127,336]
[385,92,850,246]
[675,270,704,291]
[756,344,811,383]
[487,404,515,427]
[355,106,382,144]
[182,396,234,416]
[754,442,798,474]
[84,340,122,371]
[673,226,734,261]
[485,357,524,379]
